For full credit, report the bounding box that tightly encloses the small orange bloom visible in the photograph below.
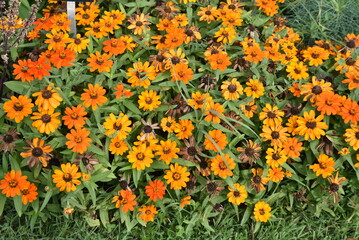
[62,105,88,129]
[112,190,137,213]
[20,181,38,204]
[65,128,92,153]
[87,51,113,72]
[81,84,108,110]
[145,179,166,202]
[0,170,28,197]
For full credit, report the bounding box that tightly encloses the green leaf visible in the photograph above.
[124,101,142,115]
[40,190,53,211]
[0,194,6,215]
[13,195,23,216]
[4,81,28,95]
[83,181,97,205]
[99,208,110,227]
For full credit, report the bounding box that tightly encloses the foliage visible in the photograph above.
[0,0,359,236]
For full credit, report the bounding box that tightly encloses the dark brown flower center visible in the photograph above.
[346,57,355,66]
[259,209,265,215]
[74,136,82,143]
[233,191,240,197]
[173,172,181,180]
[32,147,44,157]
[136,153,145,160]
[206,182,217,192]
[3,134,14,143]
[312,85,322,95]
[245,105,252,111]
[53,36,61,43]
[74,38,82,44]
[294,68,301,74]
[171,56,181,65]
[41,114,51,123]
[145,210,152,215]
[145,97,153,104]
[228,84,237,93]
[156,54,165,62]
[82,13,90,19]
[136,21,143,27]
[9,179,18,188]
[163,146,171,154]
[13,102,24,111]
[90,91,98,99]
[113,122,122,130]
[21,189,29,195]
[42,89,53,99]
[63,173,72,182]
[205,10,212,15]
[271,131,280,139]
[272,153,281,160]
[329,183,339,192]
[143,125,152,133]
[267,111,277,119]
[306,121,317,129]
[187,146,197,156]
[219,161,227,170]
[355,132,359,139]
[185,29,194,37]
[199,160,208,168]
[346,40,356,48]
[245,147,254,156]
[311,53,319,59]
[164,6,172,13]
[253,175,262,183]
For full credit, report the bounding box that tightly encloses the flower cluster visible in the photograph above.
[1,0,358,228]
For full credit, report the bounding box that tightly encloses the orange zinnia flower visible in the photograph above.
[112,189,137,213]
[339,98,359,124]
[145,179,166,202]
[3,95,34,123]
[282,137,302,159]
[174,119,194,139]
[165,27,186,49]
[244,45,265,64]
[28,57,52,80]
[65,128,92,153]
[114,84,133,99]
[315,92,341,116]
[50,48,76,68]
[52,163,82,192]
[103,38,126,55]
[204,129,228,152]
[207,52,231,71]
[12,59,34,82]
[171,63,193,84]
[45,29,71,50]
[62,105,88,129]
[204,102,225,124]
[20,181,38,204]
[138,205,158,222]
[87,51,113,72]
[81,84,108,110]
[0,170,28,197]
[211,154,236,179]
[309,154,335,178]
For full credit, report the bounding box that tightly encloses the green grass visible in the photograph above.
[1,207,358,240]
[282,0,359,43]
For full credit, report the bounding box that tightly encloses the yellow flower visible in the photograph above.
[52,163,82,192]
[127,144,154,170]
[164,163,190,190]
[138,90,161,111]
[254,201,271,222]
[227,183,247,205]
